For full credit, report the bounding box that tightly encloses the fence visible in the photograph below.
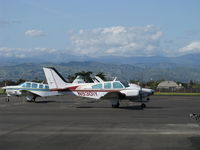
[156,88,200,93]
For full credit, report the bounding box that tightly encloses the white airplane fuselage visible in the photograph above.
[43,67,154,108]
[2,82,62,101]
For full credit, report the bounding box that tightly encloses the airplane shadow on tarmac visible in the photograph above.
[34,100,56,103]
[77,105,164,110]
[119,106,164,110]
[188,137,200,150]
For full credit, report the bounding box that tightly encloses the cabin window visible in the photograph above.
[26,83,31,88]
[39,84,43,89]
[45,85,49,89]
[21,83,26,87]
[113,82,123,89]
[92,84,102,89]
[32,83,38,88]
[104,83,111,89]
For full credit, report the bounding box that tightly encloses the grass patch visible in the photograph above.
[155,92,200,96]
[0,88,5,94]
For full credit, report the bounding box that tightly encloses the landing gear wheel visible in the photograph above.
[112,102,120,108]
[141,103,146,108]
[32,98,36,103]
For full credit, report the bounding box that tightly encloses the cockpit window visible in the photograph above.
[45,85,49,89]
[26,83,31,88]
[20,83,26,87]
[104,82,111,89]
[92,84,102,89]
[113,82,124,89]
[32,83,38,88]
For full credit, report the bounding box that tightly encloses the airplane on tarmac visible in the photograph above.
[2,81,62,102]
[43,67,154,108]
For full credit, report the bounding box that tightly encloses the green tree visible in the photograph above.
[67,71,93,83]
[146,80,160,89]
[16,79,26,85]
[75,71,93,82]
[96,72,107,81]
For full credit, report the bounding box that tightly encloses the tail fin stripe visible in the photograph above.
[49,67,67,83]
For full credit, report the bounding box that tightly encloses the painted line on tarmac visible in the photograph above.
[1,130,199,136]
[0,124,199,136]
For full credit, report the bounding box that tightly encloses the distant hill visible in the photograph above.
[1,53,200,66]
[0,61,200,82]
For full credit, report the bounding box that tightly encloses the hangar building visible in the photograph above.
[157,81,182,92]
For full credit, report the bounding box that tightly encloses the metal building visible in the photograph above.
[157,81,182,92]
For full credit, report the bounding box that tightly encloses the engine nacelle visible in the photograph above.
[120,89,139,97]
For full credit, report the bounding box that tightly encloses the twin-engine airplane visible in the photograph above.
[2,81,62,102]
[43,67,154,108]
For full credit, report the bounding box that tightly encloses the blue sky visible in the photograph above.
[1,0,200,59]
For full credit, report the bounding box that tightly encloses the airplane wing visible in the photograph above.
[20,90,41,97]
[21,89,62,97]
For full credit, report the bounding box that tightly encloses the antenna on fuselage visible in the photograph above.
[92,78,100,83]
[95,76,104,83]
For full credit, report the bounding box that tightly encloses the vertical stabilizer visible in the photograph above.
[43,67,68,90]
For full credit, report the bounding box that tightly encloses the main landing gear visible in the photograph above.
[111,99,120,108]
[6,96,10,102]
[26,95,36,102]
[112,102,120,108]
[141,103,146,108]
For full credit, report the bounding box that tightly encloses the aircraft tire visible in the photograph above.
[141,103,146,108]
[112,102,120,108]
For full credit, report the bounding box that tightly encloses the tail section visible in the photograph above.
[43,67,69,90]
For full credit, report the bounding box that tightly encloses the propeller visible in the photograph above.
[139,85,143,101]
[139,83,146,108]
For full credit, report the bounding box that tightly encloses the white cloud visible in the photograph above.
[0,47,26,58]
[68,25,163,57]
[0,47,59,58]
[180,41,200,54]
[25,29,46,37]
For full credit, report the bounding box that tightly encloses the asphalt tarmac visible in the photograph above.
[0,95,199,150]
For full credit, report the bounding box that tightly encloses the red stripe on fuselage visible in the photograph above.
[71,89,121,92]
[50,86,79,91]
[51,88,122,92]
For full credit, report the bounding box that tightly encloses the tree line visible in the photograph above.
[0,71,200,90]
[0,71,107,87]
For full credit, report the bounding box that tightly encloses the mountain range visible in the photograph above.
[0,54,200,82]
[1,53,200,66]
